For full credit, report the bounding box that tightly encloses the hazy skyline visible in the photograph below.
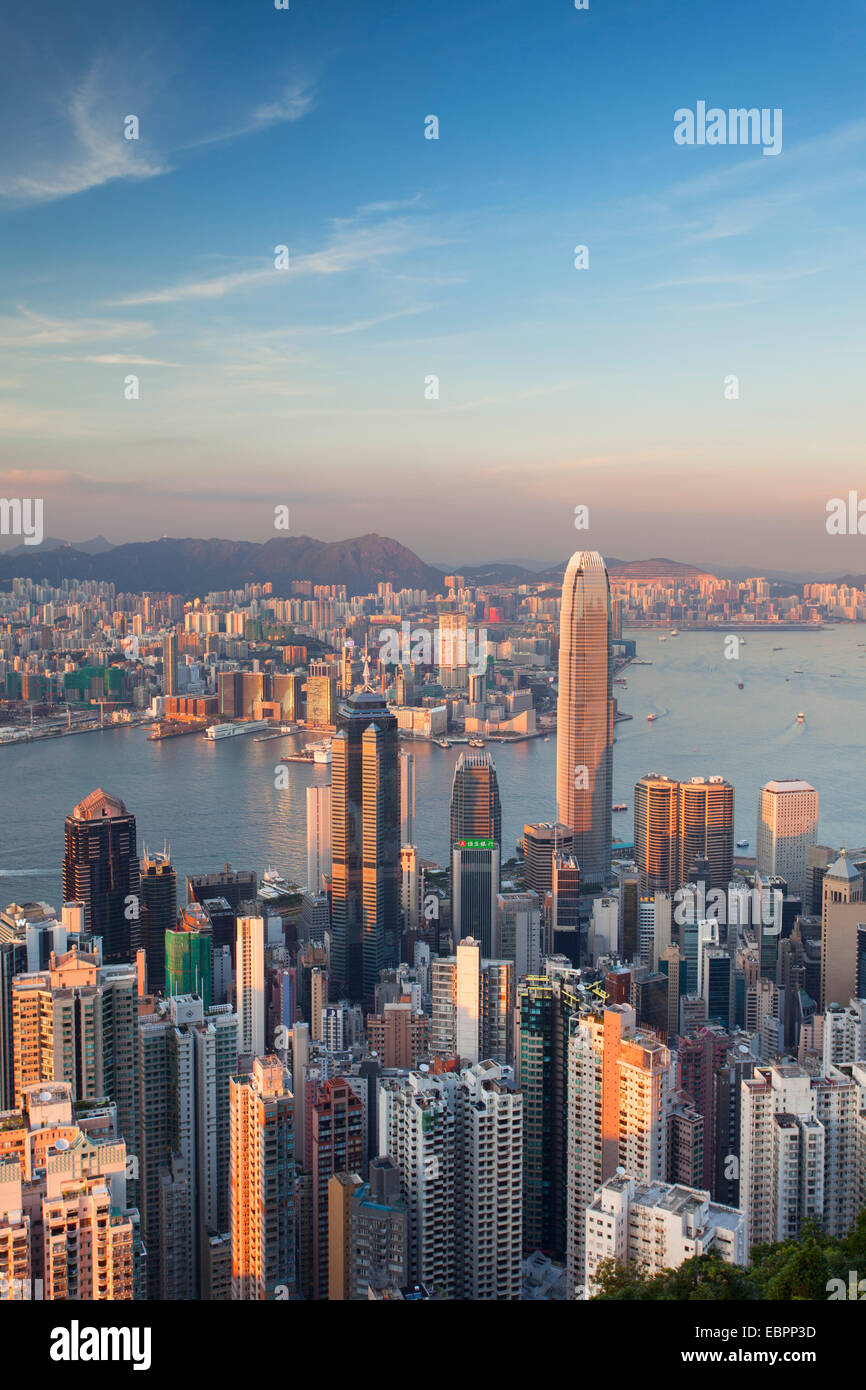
[2,0,865,568]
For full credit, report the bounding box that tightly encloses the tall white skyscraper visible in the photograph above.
[556,551,613,887]
[756,780,818,894]
[438,612,469,689]
[306,784,332,893]
[236,915,265,1060]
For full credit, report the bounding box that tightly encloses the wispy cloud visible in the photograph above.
[0,308,155,348]
[0,63,317,206]
[0,61,167,204]
[110,215,453,305]
[177,78,317,151]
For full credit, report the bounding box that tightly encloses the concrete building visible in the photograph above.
[0,1081,140,1301]
[346,1156,408,1300]
[740,1062,859,1251]
[584,1174,746,1296]
[378,1061,522,1300]
[756,780,818,896]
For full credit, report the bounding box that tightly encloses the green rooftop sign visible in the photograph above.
[457,838,497,850]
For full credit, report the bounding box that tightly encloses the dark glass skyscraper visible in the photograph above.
[330,688,400,1003]
[62,788,141,964]
[556,550,614,888]
[450,751,502,955]
[140,851,177,993]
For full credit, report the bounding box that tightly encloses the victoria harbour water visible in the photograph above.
[1,626,865,908]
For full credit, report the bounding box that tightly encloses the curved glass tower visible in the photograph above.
[555,550,613,887]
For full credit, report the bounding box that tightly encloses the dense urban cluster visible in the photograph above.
[0,550,864,1303]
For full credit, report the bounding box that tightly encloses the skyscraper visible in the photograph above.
[330,687,400,1003]
[556,551,614,888]
[566,1003,675,1295]
[163,630,178,697]
[166,903,214,1007]
[678,777,734,891]
[400,750,416,845]
[438,612,469,689]
[230,1055,295,1300]
[820,850,865,1009]
[62,789,141,964]
[306,785,332,893]
[450,751,502,955]
[139,851,177,995]
[236,915,265,1059]
[756,780,818,896]
[635,774,734,894]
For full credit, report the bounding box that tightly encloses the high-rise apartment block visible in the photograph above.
[230,1055,295,1300]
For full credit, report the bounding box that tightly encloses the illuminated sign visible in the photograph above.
[456,838,497,850]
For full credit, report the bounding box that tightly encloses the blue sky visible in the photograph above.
[1,0,865,570]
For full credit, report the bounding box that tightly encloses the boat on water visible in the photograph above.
[468,738,485,747]
[612,803,628,812]
[658,636,667,642]
[310,740,332,764]
[793,669,804,674]
[773,646,784,651]
[796,712,806,723]
[737,682,744,689]
[670,629,679,636]
[736,839,749,848]
[434,738,452,749]
[206,720,269,740]
[260,869,294,900]
[647,713,659,721]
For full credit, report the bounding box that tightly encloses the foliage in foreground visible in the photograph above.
[591,1210,866,1300]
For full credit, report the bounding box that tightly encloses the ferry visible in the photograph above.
[310,740,332,764]
[669,629,679,636]
[206,720,269,740]
[612,803,628,813]
[434,738,452,749]
[647,713,659,721]
[259,869,294,901]
[468,738,485,748]
[796,712,806,723]
[736,839,749,849]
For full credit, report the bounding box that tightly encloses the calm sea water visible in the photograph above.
[1,626,864,907]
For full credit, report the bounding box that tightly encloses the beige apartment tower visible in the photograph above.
[756,780,818,895]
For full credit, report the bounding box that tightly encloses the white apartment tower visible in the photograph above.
[378,1061,522,1299]
[236,915,265,1060]
[740,1062,859,1251]
[306,785,332,893]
